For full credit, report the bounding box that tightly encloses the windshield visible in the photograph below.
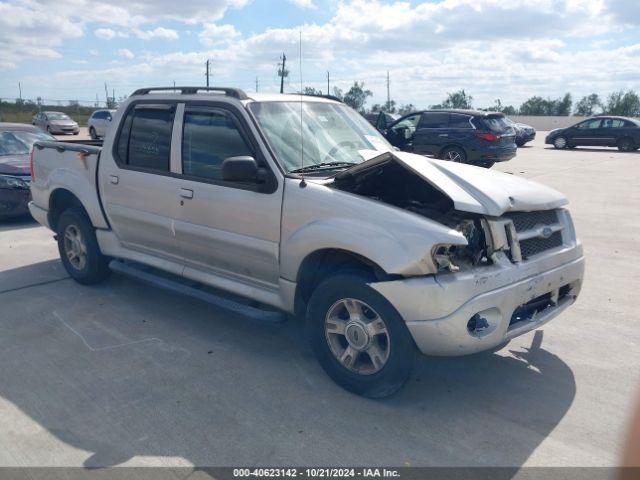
[48,113,71,120]
[0,130,54,156]
[249,101,393,173]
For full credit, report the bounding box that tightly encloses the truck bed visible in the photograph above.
[30,139,110,230]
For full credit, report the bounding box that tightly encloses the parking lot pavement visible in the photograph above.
[1,133,639,468]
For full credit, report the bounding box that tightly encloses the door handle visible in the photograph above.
[180,188,194,199]
[109,175,119,185]
[438,133,449,137]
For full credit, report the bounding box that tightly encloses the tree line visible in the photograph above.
[304,83,640,118]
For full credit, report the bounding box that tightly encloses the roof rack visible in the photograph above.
[131,86,248,100]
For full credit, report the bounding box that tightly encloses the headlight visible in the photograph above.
[432,219,492,272]
[0,175,29,189]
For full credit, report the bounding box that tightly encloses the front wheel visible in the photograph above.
[57,207,111,285]
[553,136,568,149]
[306,272,415,398]
[89,127,97,140]
[440,146,467,163]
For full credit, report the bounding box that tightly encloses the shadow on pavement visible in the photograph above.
[0,261,576,468]
[0,215,39,232]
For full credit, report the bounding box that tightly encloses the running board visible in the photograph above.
[109,260,285,323]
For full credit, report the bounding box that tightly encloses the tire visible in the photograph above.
[617,137,635,152]
[57,207,111,285]
[306,272,416,398]
[89,127,97,140]
[73,131,79,136]
[516,139,525,148]
[46,125,52,134]
[553,136,567,149]
[440,146,467,163]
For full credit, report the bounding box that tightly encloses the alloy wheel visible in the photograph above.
[324,298,390,375]
[63,224,87,271]
[554,137,567,149]
[445,150,463,162]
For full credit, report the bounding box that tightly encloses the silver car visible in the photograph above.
[87,109,116,139]
[32,111,79,135]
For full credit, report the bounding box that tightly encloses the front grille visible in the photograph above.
[519,231,563,259]
[507,210,558,232]
[501,209,564,261]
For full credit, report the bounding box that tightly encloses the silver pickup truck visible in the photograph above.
[29,87,584,397]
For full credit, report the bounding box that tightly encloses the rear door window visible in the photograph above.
[419,113,449,128]
[449,114,473,129]
[601,119,625,128]
[115,104,175,172]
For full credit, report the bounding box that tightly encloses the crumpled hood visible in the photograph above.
[0,154,30,175]
[338,151,567,217]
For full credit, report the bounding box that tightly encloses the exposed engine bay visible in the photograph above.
[332,158,492,270]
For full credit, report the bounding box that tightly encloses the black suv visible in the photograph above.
[382,110,516,167]
[545,116,640,151]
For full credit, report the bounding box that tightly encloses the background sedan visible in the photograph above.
[32,111,79,135]
[546,116,640,151]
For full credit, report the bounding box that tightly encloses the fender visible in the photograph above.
[280,216,467,282]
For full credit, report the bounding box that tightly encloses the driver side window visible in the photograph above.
[577,119,602,129]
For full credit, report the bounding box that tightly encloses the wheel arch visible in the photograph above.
[48,188,90,232]
[293,248,400,317]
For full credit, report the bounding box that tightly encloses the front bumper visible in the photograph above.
[370,248,584,356]
[0,188,31,218]
[28,201,50,228]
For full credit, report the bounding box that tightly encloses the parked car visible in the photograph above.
[0,123,54,219]
[382,109,517,168]
[364,111,400,132]
[32,111,79,135]
[29,87,584,398]
[88,109,116,139]
[505,117,536,147]
[546,116,640,151]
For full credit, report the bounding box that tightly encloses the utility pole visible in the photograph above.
[18,82,22,102]
[386,70,390,111]
[327,71,330,96]
[205,59,211,87]
[104,82,109,107]
[278,53,288,94]
[255,76,259,93]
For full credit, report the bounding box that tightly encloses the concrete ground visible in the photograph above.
[0,133,639,468]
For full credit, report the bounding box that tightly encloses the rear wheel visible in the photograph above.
[306,272,415,398]
[617,137,635,152]
[440,146,467,163]
[57,207,111,285]
[553,136,568,149]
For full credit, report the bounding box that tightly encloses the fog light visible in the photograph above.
[467,314,490,334]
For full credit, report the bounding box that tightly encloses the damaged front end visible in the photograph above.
[331,154,493,273]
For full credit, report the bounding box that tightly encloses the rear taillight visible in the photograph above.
[29,148,35,180]
[477,133,500,142]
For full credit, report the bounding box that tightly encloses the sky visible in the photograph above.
[0,0,639,109]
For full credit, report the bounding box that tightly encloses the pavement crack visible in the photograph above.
[0,276,70,295]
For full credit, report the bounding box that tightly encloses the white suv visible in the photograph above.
[87,109,116,139]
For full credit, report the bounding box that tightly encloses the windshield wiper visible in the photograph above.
[290,161,357,174]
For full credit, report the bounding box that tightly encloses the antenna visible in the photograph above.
[298,30,306,187]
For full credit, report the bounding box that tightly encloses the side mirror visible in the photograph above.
[221,156,266,184]
[107,115,112,122]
